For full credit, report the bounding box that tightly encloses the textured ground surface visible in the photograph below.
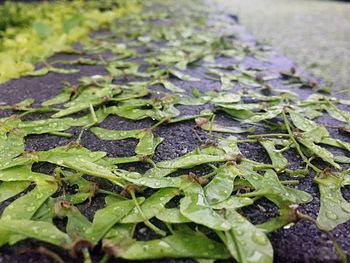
[215,0,350,94]
[0,2,349,263]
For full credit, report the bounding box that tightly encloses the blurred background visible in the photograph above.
[216,0,350,93]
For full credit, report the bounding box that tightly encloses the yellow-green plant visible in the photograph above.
[0,0,140,83]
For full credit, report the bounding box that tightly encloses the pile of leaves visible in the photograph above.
[0,0,140,83]
[0,0,350,262]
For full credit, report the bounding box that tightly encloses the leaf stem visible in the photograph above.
[247,133,289,138]
[282,110,321,173]
[48,131,72,138]
[129,190,166,236]
[82,248,92,263]
[151,117,169,130]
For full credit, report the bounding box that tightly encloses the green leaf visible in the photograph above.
[0,181,31,202]
[0,219,70,247]
[259,139,288,170]
[289,111,317,132]
[204,165,237,204]
[63,159,121,184]
[85,199,137,243]
[238,167,312,207]
[54,201,91,238]
[159,80,185,93]
[1,180,58,220]
[155,208,191,223]
[0,165,53,182]
[114,225,230,260]
[0,180,58,245]
[41,87,72,106]
[19,118,75,134]
[116,169,182,188]
[315,172,350,231]
[135,129,163,156]
[37,145,106,165]
[169,69,200,81]
[121,188,179,223]
[224,209,273,263]
[297,136,340,169]
[257,207,297,233]
[33,22,53,39]
[211,196,254,210]
[196,117,255,134]
[180,181,231,231]
[157,154,236,169]
[244,107,282,123]
[192,86,201,98]
[211,93,241,104]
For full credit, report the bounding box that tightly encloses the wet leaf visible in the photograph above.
[297,136,340,169]
[41,87,72,106]
[315,172,350,231]
[204,165,237,204]
[238,167,312,207]
[85,199,137,243]
[257,207,297,233]
[116,169,183,189]
[121,188,179,223]
[1,180,58,220]
[0,219,71,247]
[159,80,185,93]
[244,107,282,123]
[54,201,91,238]
[19,118,75,134]
[180,181,231,231]
[135,129,162,156]
[157,154,236,169]
[115,225,230,260]
[0,181,31,202]
[53,86,120,118]
[259,139,288,170]
[224,208,273,263]
[156,208,191,223]
[211,196,254,210]
[37,145,106,165]
[196,117,255,134]
[289,111,317,132]
[63,159,121,185]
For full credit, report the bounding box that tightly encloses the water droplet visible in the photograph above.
[236,229,243,236]
[251,231,268,245]
[26,206,36,212]
[239,240,246,246]
[283,223,294,229]
[301,196,310,202]
[237,217,245,223]
[341,203,350,213]
[326,211,338,220]
[143,245,149,251]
